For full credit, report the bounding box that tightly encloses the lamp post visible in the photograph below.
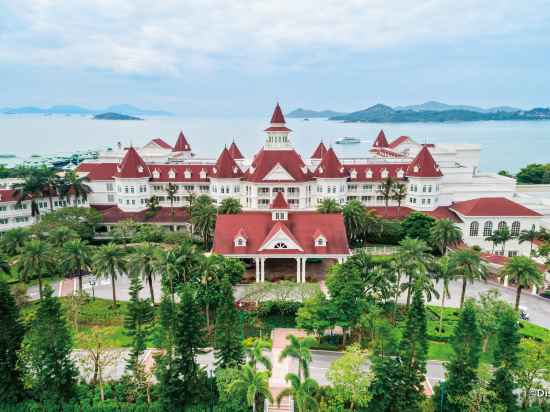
[89,275,97,301]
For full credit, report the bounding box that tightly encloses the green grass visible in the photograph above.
[519,320,550,342]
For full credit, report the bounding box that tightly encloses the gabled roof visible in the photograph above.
[270,103,286,124]
[173,131,191,152]
[372,130,389,148]
[313,147,348,178]
[0,189,17,202]
[76,163,118,180]
[246,149,310,182]
[212,147,243,179]
[406,146,442,178]
[311,142,328,159]
[228,141,244,159]
[388,135,413,149]
[115,147,151,179]
[150,138,173,149]
[94,205,189,223]
[345,164,407,181]
[312,228,326,239]
[259,221,303,251]
[270,192,289,209]
[450,197,542,217]
[235,228,248,240]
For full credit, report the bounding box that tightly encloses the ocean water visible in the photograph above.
[1,115,550,173]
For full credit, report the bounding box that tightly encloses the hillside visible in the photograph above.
[286,108,347,118]
[394,101,521,113]
[93,112,143,121]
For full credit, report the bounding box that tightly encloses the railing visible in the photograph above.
[357,245,399,255]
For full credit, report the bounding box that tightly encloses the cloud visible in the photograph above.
[0,0,548,75]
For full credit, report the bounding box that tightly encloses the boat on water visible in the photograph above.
[0,154,16,159]
[336,137,362,145]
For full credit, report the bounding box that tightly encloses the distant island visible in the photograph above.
[2,103,173,117]
[286,108,347,118]
[93,112,143,121]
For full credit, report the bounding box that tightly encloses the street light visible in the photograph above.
[89,275,97,301]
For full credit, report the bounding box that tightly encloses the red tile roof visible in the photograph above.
[115,147,151,179]
[311,142,328,159]
[388,136,412,149]
[235,228,248,240]
[270,192,289,209]
[0,189,17,202]
[372,130,389,148]
[369,147,405,158]
[150,138,173,149]
[213,211,350,255]
[77,163,118,180]
[173,131,191,152]
[149,164,213,182]
[424,206,462,223]
[406,146,442,178]
[246,149,310,182]
[481,253,546,272]
[264,126,292,132]
[367,206,414,219]
[450,197,542,217]
[270,103,286,124]
[314,147,347,178]
[96,206,189,223]
[212,147,243,179]
[228,141,245,159]
[345,164,407,181]
[259,221,303,251]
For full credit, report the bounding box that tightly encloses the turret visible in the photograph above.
[406,146,442,211]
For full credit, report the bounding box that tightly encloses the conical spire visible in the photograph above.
[372,130,389,148]
[115,147,150,178]
[270,191,289,209]
[173,131,191,152]
[213,147,243,178]
[406,146,442,177]
[311,142,328,159]
[228,141,244,159]
[270,102,286,124]
[313,147,347,178]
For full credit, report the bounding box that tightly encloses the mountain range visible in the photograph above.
[2,104,173,116]
[393,101,521,113]
[286,108,347,118]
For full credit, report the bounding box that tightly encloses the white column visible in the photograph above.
[255,257,260,283]
[504,276,509,287]
[301,258,306,283]
[261,258,266,282]
[337,257,343,264]
[296,258,301,283]
[532,285,538,295]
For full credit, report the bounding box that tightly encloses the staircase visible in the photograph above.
[265,390,292,412]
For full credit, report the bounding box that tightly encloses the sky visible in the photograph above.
[1,0,550,116]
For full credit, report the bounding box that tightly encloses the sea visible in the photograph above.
[1,115,550,173]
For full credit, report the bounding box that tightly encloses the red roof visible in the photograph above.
[173,131,191,152]
[388,136,412,149]
[314,147,347,178]
[213,211,350,255]
[77,163,118,180]
[235,228,248,240]
[150,138,173,149]
[212,147,243,179]
[345,164,407,181]
[264,126,292,132]
[246,149,310,182]
[149,164,213,182]
[406,146,442,178]
[372,130,389,148]
[481,253,546,272]
[270,103,286,124]
[369,147,404,158]
[450,197,542,217]
[424,206,462,223]
[228,141,244,159]
[311,142,328,159]
[115,147,151,179]
[96,206,189,223]
[0,189,17,202]
[270,192,289,209]
[259,221,303,251]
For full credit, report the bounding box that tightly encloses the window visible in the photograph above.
[497,221,507,231]
[107,183,114,192]
[315,237,326,247]
[363,184,373,192]
[15,217,28,223]
[0,206,6,212]
[273,242,288,249]
[0,218,8,224]
[511,221,520,236]
[107,194,115,202]
[124,186,129,194]
[483,221,493,237]
[348,184,357,192]
[508,251,518,257]
[469,221,479,237]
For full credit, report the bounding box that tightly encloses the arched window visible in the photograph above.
[469,221,479,237]
[511,221,520,236]
[497,221,507,231]
[483,221,493,237]
[273,242,288,249]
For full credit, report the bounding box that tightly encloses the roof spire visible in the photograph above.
[270,102,286,124]
[406,146,442,178]
[173,131,191,152]
[372,130,389,148]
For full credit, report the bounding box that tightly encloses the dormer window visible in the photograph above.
[318,166,324,174]
[168,169,176,179]
[249,166,255,174]
[213,167,218,175]
[138,166,144,173]
[234,236,247,247]
[152,169,160,179]
[315,235,327,247]
[397,169,404,178]
[366,169,373,179]
[381,169,388,178]
[233,166,239,174]
[200,169,207,179]
[301,166,308,174]
[413,166,419,173]
[184,169,191,179]
[350,169,357,179]
[272,211,288,221]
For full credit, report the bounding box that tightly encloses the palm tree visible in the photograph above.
[390,250,408,323]
[12,173,46,217]
[430,218,462,256]
[0,254,11,280]
[390,182,407,218]
[48,225,78,248]
[165,183,178,222]
[0,228,30,255]
[519,227,539,256]
[485,231,501,254]
[432,256,457,335]
[499,256,543,310]
[497,226,513,255]
[279,335,316,380]
[62,239,92,291]
[398,237,431,308]
[277,373,319,412]
[342,200,366,246]
[218,197,242,214]
[449,247,488,308]
[191,195,217,247]
[17,239,54,298]
[60,170,91,203]
[316,198,341,213]
[377,177,395,217]
[229,364,272,412]
[129,243,158,304]
[92,243,127,306]
[153,248,180,303]
[245,338,272,371]
[42,167,63,212]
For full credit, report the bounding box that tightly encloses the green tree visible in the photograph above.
[124,273,154,373]
[401,212,436,243]
[432,256,457,334]
[59,170,91,202]
[0,280,25,403]
[245,338,272,371]
[499,256,543,310]
[111,219,141,247]
[0,228,30,256]
[296,290,336,338]
[514,339,550,409]
[33,207,101,241]
[214,277,244,369]
[391,182,408,218]
[21,285,77,404]
[449,247,488,308]
[398,237,431,308]
[279,335,317,380]
[12,171,47,216]
[277,372,320,412]
[129,243,159,304]
[317,198,341,213]
[377,177,395,217]
[16,239,54,298]
[218,197,243,214]
[191,194,217,247]
[435,299,482,412]
[518,227,540,255]
[229,364,273,412]
[165,182,178,222]
[47,225,79,248]
[92,243,127,306]
[62,239,93,292]
[42,167,63,212]
[430,218,462,255]
[491,307,521,411]
[342,199,367,246]
[516,163,547,184]
[475,289,508,352]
